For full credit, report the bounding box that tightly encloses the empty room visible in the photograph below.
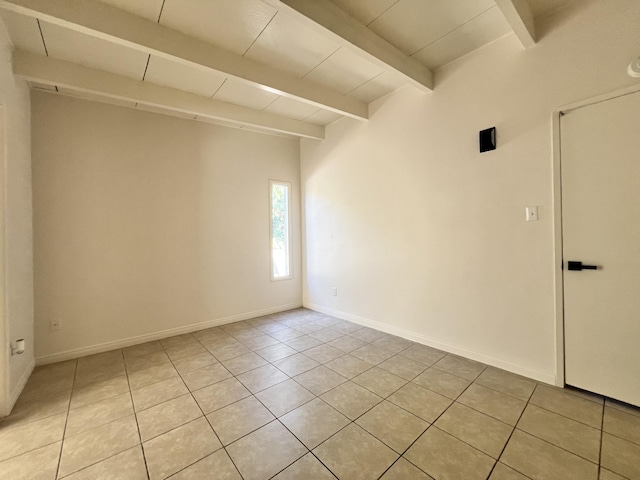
[0,0,639,479]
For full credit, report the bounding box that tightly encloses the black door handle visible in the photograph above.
[567,261,598,271]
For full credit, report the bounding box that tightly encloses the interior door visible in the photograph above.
[561,90,640,407]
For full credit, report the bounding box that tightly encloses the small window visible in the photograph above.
[270,180,292,280]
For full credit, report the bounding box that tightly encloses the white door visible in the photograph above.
[561,90,640,407]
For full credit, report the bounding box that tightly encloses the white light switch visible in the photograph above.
[526,206,539,222]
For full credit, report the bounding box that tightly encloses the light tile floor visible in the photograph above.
[1,308,639,480]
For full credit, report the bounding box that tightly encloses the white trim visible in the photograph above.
[306,302,556,385]
[551,111,565,388]
[6,357,34,416]
[35,302,301,366]
[269,180,293,281]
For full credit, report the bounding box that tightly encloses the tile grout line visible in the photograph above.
[54,358,78,480]
[128,346,153,480]
[487,379,538,480]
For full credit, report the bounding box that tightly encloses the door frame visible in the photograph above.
[0,105,5,417]
[552,83,640,388]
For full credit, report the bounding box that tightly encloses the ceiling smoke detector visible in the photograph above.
[628,57,640,78]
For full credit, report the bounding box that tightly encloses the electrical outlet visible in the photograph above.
[332,286,337,297]
[50,318,61,331]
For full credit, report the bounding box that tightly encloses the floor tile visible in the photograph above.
[398,344,446,366]
[58,415,139,477]
[70,375,129,410]
[255,379,315,417]
[294,365,347,395]
[0,442,61,480]
[137,393,202,441]
[353,367,407,398]
[192,377,251,414]
[131,376,188,412]
[304,344,345,364]
[599,469,627,480]
[227,421,307,480]
[432,355,486,381]
[371,335,413,354]
[600,432,640,479]
[412,367,471,399]
[65,392,134,437]
[328,335,367,353]
[143,417,222,480]
[325,354,374,379]
[207,396,274,445]
[209,342,251,362]
[171,449,242,479]
[182,363,233,391]
[405,427,495,480]
[489,462,530,480]
[8,389,71,426]
[350,327,387,343]
[272,452,335,480]
[380,458,434,479]
[351,344,395,365]
[501,429,598,480]
[75,361,127,387]
[160,334,198,349]
[221,352,268,376]
[280,398,350,449]
[0,412,66,462]
[236,364,289,393]
[124,350,171,373]
[165,342,208,361]
[475,368,537,401]
[378,355,427,380]
[255,343,298,362]
[529,385,603,428]
[308,328,345,343]
[457,384,526,426]
[284,335,323,352]
[605,398,640,418]
[321,381,382,420]
[387,382,452,423]
[517,404,601,462]
[314,423,398,480]
[128,363,179,390]
[356,400,429,454]
[273,353,319,377]
[603,405,640,445]
[172,352,218,375]
[268,327,304,342]
[62,445,147,480]
[241,334,281,351]
[435,402,513,458]
[123,341,163,359]
[293,322,324,334]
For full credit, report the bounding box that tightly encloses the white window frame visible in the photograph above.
[269,180,293,281]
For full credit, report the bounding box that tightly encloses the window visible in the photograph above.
[270,180,292,280]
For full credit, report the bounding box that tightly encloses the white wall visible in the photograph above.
[301,0,640,384]
[32,92,302,363]
[0,17,33,415]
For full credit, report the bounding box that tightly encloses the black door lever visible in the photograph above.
[567,261,598,271]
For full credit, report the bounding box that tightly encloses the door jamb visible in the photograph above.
[552,83,640,388]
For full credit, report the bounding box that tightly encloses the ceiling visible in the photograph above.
[0,0,572,139]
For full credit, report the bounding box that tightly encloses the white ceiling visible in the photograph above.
[0,0,573,137]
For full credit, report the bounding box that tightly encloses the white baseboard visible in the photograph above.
[8,357,35,412]
[306,302,556,385]
[36,302,302,366]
